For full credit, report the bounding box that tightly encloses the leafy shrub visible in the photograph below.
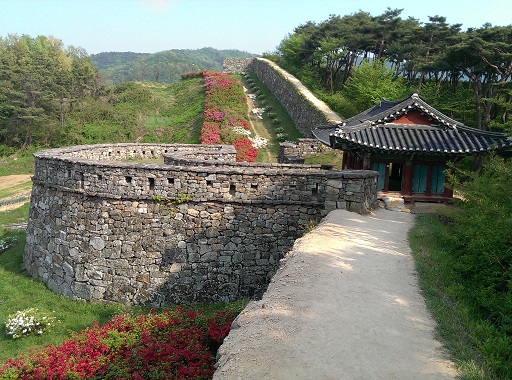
[0,307,237,380]
[199,70,258,162]
[0,236,18,253]
[276,133,288,142]
[343,60,409,115]
[440,155,512,377]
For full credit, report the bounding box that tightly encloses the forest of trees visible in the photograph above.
[91,48,255,84]
[0,35,101,153]
[1,12,511,154]
[267,8,512,133]
[0,36,252,154]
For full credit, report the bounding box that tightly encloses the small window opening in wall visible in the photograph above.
[142,150,146,155]
[167,178,174,184]
[229,184,236,196]
[125,176,132,184]
[149,177,155,190]
[151,150,154,155]
[251,183,258,189]
[312,183,319,198]
[164,149,168,153]
[67,169,72,178]
[207,180,213,187]
[97,174,103,181]
[108,151,112,156]
[79,173,84,188]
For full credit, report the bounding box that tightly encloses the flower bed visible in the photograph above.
[186,70,258,162]
[5,308,58,339]
[0,307,236,380]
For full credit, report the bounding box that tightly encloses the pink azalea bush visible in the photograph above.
[0,307,237,380]
[197,70,258,162]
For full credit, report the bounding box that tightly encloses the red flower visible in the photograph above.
[0,307,237,380]
[199,70,258,161]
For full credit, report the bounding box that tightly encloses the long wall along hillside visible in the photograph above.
[223,57,343,136]
[24,61,378,306]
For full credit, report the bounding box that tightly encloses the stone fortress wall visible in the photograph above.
[223,57,343,137]
[24,143,377,306]
[24,59,379,306]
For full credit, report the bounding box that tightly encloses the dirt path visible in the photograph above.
[243,86,275,162]
[0,175,32,191]
[0,175,32,212]
[214,209,458,379]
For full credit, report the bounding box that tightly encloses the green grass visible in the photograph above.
[0,153,35,176]
[156,78,204,144]
[409,214,501,379]
[304,150,345,169]
[0,181,32,199]
[0,203,30,235]
[238,73,302,162]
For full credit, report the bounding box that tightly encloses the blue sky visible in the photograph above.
[0,0,510,55]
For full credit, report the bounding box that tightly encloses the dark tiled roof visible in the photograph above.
[312,93,512,155]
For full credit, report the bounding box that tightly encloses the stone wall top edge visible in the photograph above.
[33,143,230,158]
[331,170,379,179]
[252,58,343,125]
[32,143,340,177]
[39,159,333,177]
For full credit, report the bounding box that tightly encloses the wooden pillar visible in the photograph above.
[342,151,349,169]
[402,160,413,196]
[362,153,371,170]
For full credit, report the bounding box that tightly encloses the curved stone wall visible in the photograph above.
[24,143,377,306]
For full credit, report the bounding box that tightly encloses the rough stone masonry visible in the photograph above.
[24,143,378,306]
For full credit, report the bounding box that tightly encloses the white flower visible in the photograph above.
[232,125,251,137]
[5,308,58,339]
[251,108,266,119]
[249,137,268,149]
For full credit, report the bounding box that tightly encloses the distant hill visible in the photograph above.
[91,47,256,84]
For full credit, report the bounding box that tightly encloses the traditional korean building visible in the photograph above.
[313,93,512,202]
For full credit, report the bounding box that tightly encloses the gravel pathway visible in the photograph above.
[214,209,458,380]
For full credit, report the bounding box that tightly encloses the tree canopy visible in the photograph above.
[91,48,255,84]
[0,34,99,150]
[269,9,512,132]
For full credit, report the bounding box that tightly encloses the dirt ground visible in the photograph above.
[0,174,32,191]
[213,209,458,380]
[0,174,32,213]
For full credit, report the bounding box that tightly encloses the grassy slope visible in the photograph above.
[409,215,502,379]
[237,73,302,162]
[0,78,207,363]
[0,207,127,363]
